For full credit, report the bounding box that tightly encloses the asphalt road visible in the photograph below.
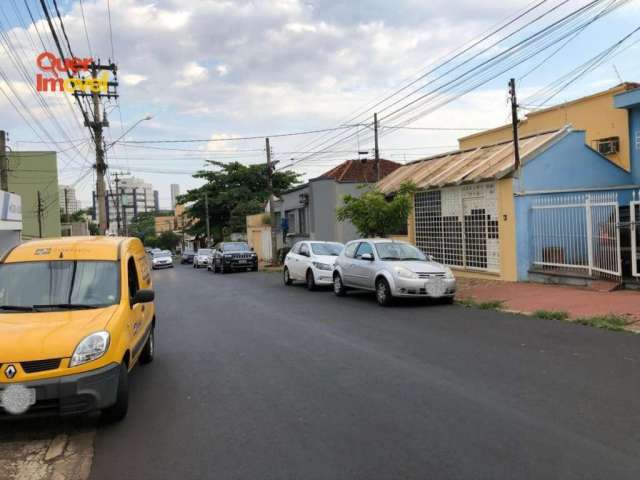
[89,264,640,480]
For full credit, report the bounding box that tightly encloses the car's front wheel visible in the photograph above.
[375,277,393,306]
[333,273,346,296]
[283,267,292,285]
[101,363,129,423]
[139,326,155,364]
[306,270,316,291]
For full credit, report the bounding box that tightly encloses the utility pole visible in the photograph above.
[77,60,118,235]
[374,113,381,182]
[64,187,69,223]
[204,191,210,247]
[266,137,278,264]
[36,190,43,238]
[0,130,7,191]
[509,78,521,170]
[112,171,129,235]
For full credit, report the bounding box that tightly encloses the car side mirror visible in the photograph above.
[427,254,434,261]
[361,253,374,261]
[132,289,155,305]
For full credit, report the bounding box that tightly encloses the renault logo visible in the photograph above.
[4,365,16,379]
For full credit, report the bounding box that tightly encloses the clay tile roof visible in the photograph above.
[315,159,402,183]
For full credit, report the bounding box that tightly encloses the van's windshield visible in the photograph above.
[0,261,120,311]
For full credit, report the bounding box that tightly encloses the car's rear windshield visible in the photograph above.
[198,249,212,255]
[310,242,343,256]
[222,243,250,252]
[374,243,426,261]
[0,260,120,310]
[153,251,171,257]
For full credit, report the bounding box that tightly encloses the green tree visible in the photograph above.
[155,231,181,251]
[180,161,299,242]
[336,181,416,238]
[127,212,156,244]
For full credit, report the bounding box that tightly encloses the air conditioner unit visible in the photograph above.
[597,137,619,155]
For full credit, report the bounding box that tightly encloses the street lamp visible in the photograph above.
[105,114,153,151]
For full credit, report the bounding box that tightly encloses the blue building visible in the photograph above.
[380,86,640,284]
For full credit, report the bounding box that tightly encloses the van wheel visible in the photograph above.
[283,267,292,285]
[376,278,393,306]
[333,273,346,297]
[306,270,316,291]
[139,327,155,364]
[101,363,129,423]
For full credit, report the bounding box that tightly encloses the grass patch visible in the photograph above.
[456,298,504,310]
[574,314,632,332]
[533,309,569,321]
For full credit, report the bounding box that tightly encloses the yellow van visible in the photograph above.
[0,236,156,422]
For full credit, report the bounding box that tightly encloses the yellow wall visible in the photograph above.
[459,85,631,170]
[154,216,175,235]
[496,178,517,281]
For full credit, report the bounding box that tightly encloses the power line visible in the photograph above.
[117,125,357,144]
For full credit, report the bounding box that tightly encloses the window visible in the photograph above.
[344,242,359,258]
[290,242,300,254]
[0,261,119,308]
[127,257,139,301]
[299,243,310,257]
[414,184,500,273]
[355,242,373,259]
[596,137,620,155]
[286,210,297,234]
[298,207,308,234]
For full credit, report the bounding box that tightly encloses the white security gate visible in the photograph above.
[414,182,500,273]
[631,198,640,278]
[530,192,621,281]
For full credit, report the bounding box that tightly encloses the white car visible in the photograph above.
[152,250,173,269]
[283,241,344,290]
[193,248,212,268]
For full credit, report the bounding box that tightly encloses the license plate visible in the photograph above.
[237,260,246,264]
[0,385,36,414]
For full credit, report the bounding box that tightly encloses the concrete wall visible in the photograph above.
[7,151,60,239]
[309,179,336,241]
[459,85,632,170]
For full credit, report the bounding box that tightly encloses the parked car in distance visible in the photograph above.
[283,241,344,290]
[193,248,212,268]
[180,248,195,264]
[0,236,156,422]
[152,250,174,270]
[210,242,258,273]
[333,239,456,306]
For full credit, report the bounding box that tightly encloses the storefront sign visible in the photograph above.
[0,191,22,223]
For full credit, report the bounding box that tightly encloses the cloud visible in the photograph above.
[1,0,634,206]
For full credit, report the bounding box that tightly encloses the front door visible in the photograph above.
[351,242,376,288]
[126,256,146,364]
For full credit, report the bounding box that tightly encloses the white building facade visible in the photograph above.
[170,184,180,209]
[93,176,156,235]
[59,185,82,215]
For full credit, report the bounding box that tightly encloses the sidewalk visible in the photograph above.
[456,278,640,332]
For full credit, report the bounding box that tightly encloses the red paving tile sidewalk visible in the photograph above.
[456,278,640,331]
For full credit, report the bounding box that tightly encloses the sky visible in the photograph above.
[1,0,639,209]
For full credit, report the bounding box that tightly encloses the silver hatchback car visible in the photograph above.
[333,239,456,306]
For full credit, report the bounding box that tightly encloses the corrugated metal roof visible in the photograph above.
[377,128,568,194]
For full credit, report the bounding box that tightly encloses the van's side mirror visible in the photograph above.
[361,253,374,261]
[132,289,155,305]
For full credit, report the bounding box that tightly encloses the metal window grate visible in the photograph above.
[414,183,500,273]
